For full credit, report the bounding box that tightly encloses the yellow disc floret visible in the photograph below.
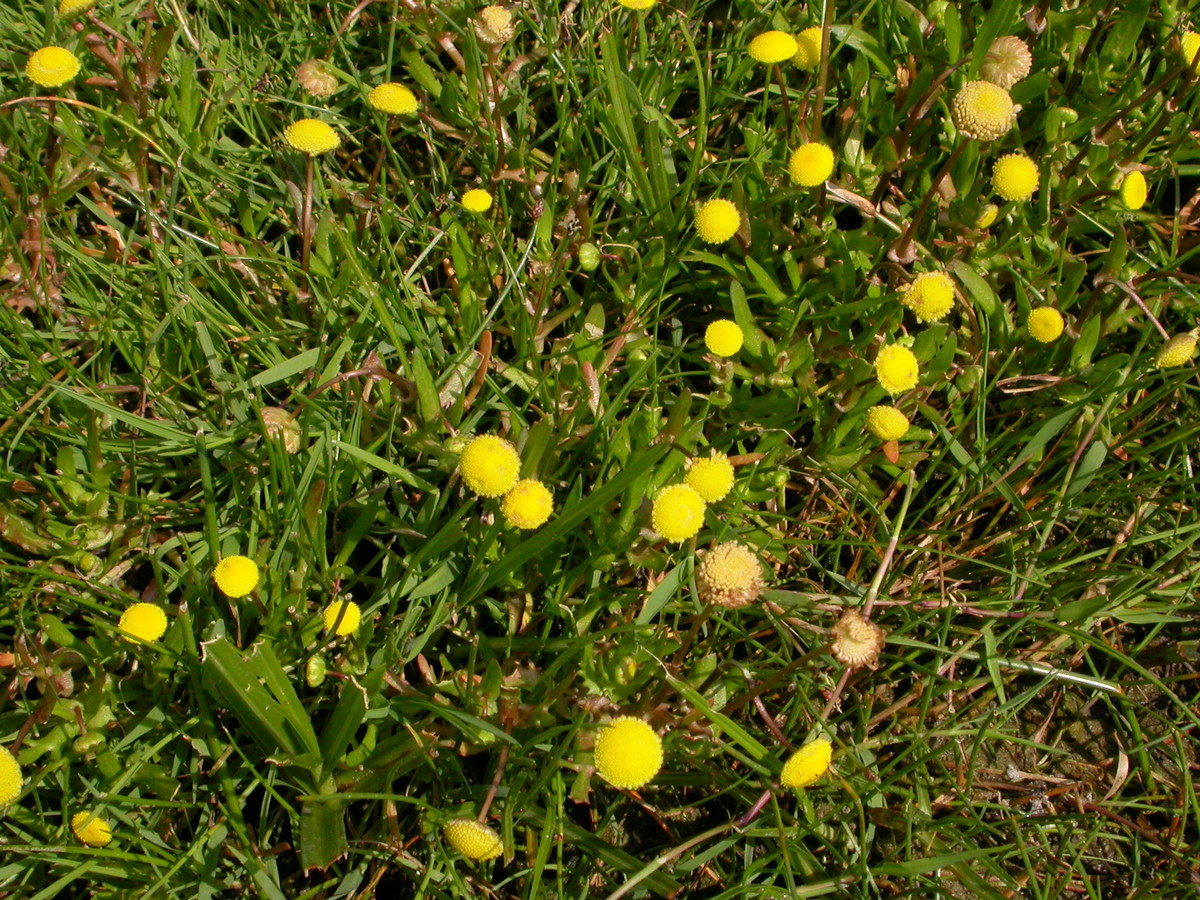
[368,83,419,115]
[462,188,494,213]
[1183,31,1200,74]
[780,738,832,789]
[443,818,503,860]
[458,435,521,497]
[865,406,910,442]
[991,153,1039,201]
[704,319,744,357]
[792,26,823,70]
[650,484,705,543]
[788,142,835,188]
[283,119,340,156]
[594,717,663,789]
[501,479,554,529]
[694,199,741,244]
[748,31,798,64]
[874,344,919,396]
[214,555,260,598]
[697,541,764,608]
[26,47,81,88]
[474,5,515,44]
[72,811,113,847]
[323,600,362,636]
[684,453,735,502]
[0,745,23,808]
[1155,332,1198,368]
[1119,171,1148,211]
[118,603,168,644]
[1027,308,1065,343]
[901,271,955,323]
[951,80,1016,141]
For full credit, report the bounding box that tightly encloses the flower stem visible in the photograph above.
[774,65,795,143]
[891,139,966,263]
[812,0,836,141]
[301,155,314,274]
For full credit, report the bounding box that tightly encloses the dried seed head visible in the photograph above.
[830,610,885,667]
[980,36,1032,89]
[697,542,765,608]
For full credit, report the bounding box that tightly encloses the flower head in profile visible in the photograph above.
[901,272,955,323]
[1027,308,1065,343]
[704,319,743,357]
[283,119,340,156]
[474,5,515,44]
[1155,332,1198,368]
[458,435,521,497]
[0,745,23,808]
[830,610,885,667]
[214,556,260,598]
[788,142,835,188]
[59,0,101,16]
[461,188,494,213]
[980,36,1032,88]
[950,80,1016,141]
[369,83,419,115]
[1182,31,1200,74]
[296,60,338,98]
[874,344,919,396]
[697,542,764,608]
[684,453,735,502]
[443,818,503,860]
[792,26,823,70]
[501,479,554,529]
[1119,171,1148,211]
[748,31,799,64]
[991,154,1039,201]
[865,406,910,442]
[323,600,362,636]
[975,203,1000,229]
[694,199,741,244]
[780,738,832,789]
[594,717,663,788]
[650,484,705,543]
[72,811,113,847]
[616,0,656,8]
[26,47,81,88]
[118,603,168,644]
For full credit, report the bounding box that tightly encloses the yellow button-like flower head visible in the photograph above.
[975,203,1001,229]
[901,271,955,323]
[980,35,1032,88]
[0,745,23,808]
[865,406,910,442]
[323,600,361,636]
[684,453,735,502]
[1183,31,1200,74]
[1027,308,1065,343]
[1119,171,1148,211]
[59,0,101,16]
[991,153,1039,201]
[788,142,835,187]
[749,31,798,64]
[369,83,419,115]
[214,555,260,598]
[474,5,515,44]
[26,47,81,88]
[1155,333,1199,368]
[830,610,885,667]
[501,479,553,529]
[792,26,823,70]
[650,484,705,543]
[443,818,503,860]
[780,737,832,789]
[616,0,656,8]
[118,603,168,644]
[704,319,744,357]
[697,541,764,608]
[72,811,113,847]
[462,188,494,213]
[459,435,521,497]
[594,717,663,788]
[283,119,340,156]
[694,199,741,244]
[874,344,919,396]
[951,80,1016,141]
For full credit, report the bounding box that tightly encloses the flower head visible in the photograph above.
[684,453,735,502]
[616,0,656,8]
[1119,171,1148,211]
[975,203,1000,229]
[594,717,663,788]
[830,610,885,667]
[788,142,835,188]
[323,600,361,636]
[501,479,554,529]
[704,319,744,356]
[283,119,340,156]
[792,26,823,70]
[118,603,168,644]
[1027,307,1065,343]
[462,188,494,213]
[951,80,1016,141]
[991,153,1039,201]
[459,435,521,497]
[865,406,910,442]
[650,484,705,543]
[296,60,338,98]
[443,818,503,860]
[748,31,798,64]
[980,36,1033,88]
[697,542,764,608]
[214,556,260,598]
[369,82,419,115]
[0,745,23,808]
[780,738,832,789]
[1183,31,1200,74]
[26,47,81,88]
[72,811,113,847]
[874,344,919,396]
[901,271,955,323]
[694,199,741,244]
[59,0,101,15]
[1155,333,1198,368]
[474,5,515,44]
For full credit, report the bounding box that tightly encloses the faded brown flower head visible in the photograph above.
[697,542,765,608]
[296,59,338,98]
[475,5,516,44]
[831,610,885,667]
[980,36,1032,89]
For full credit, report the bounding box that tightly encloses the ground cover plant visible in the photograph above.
[1,0,1199,896]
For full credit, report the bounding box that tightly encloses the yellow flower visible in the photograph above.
[694,199,741,244]
[443,818,503,860]
[296,60,338,98]
[501,479,553,529]
[323,600,361,636]
[214,555,260,598]
[26,46,81,88]
[474,5,515,44]
[950,80,1016,142]
[462,188,494,213]
[991,153,1039,201]
[1027,308,1064,343]
[459,434,521,497]
[283,119,340,156]
[975,203,1000,229]
[684,453,735,502]
[980,35,1032,89]
[650,484,705,543]
[830,610,885,667]
[791,26,823,70]
[704,319,744,356]
[616,0,656,7]
[865,406,910,441]
[1155,332,1198,368]
[1119,171,1148,211]
[697,542,764,608]
[594,717,663,788]
[780,737,832,789]
[874,344,919,396]
[59,0,100,15]
[788,142,835,188]
[369,83,419,115]
[118,603,168,644]
[749,31,799,64]
[72,811,113,847]
[901,271,955,323]
[1183,31,1200,74]
[0,745,23,808]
